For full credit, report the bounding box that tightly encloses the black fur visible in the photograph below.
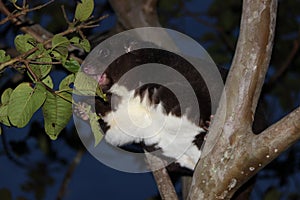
[80,47,266,177]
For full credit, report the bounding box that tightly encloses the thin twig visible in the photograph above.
[0,0,108,72]
[183,9,236,52]
[22,0,26,9]
[0,44,43,71]
[0,0,54,25]
[27,0,54,12]
[57,148,85,200]
[55,91,73,104]
[0,0,53,43]
[28,60,62,65]
[61,5,71,25]
[266,39,300,90]
[24,60,39,81]
[0,22,89,71]
[143,0,158,14]
[84,14,109,27]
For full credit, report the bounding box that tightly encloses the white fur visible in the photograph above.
[103,84,204,170]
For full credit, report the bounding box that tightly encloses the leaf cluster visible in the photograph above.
[0,0,104,145]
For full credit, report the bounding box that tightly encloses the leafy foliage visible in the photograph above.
[51,34,70,61]
[8,83,46,128]
[74,72,106,100]
[28,46,53,80]
[14,34,36,54]
[42,75,54,89]
[0,88,13,126]
[0,50,11,63]
[89,111,103,146]
[62,58,81,73]
[42,90,72,140]
[75,0,95,21]
[0,0,103,143]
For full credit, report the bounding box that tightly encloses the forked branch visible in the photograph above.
[188,0,283,199]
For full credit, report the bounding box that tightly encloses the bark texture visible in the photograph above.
[188,0,299,199]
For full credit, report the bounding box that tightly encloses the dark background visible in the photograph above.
[1,0,300,199]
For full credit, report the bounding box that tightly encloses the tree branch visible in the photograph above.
[57,148,85,200]
[0,18,104,72]
[0,0,54,43]
[143,0,158,14]
[182,9,236,53]
[0,0,54,25]
[253,106,300,167]
[109,0,161,29]
[188,0,279,199]
[144,151,179,200]
[265,38,300,91]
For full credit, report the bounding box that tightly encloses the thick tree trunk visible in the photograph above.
[188,0,298,199]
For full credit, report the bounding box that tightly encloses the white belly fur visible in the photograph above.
[103,84,204,170]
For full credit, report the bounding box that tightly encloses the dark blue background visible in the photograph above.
[1,0,300,200]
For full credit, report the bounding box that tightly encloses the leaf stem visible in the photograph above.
[23,60,39,82]
[55,91,73,104]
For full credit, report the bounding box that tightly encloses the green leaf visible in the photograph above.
[96,86,106,100]
[0,88,13,126]
[52,46,68,60]
[0,105,10,126]
[57,91,72,103]
[62,58,80,73]
[0,50,11,63]
[80,39,91,52]
[70,36,80,44]
[74,72,98,95]
[59,74,75,90]
[75,0,94,21]
[70,37,90,52]
[74,72,106,100]
[89,111,103,146]
[28,49,52,79]
[52,35,70,49]
[1,88,13,104]
[51,35,69,61]
[42,91,72,140]
[51,50,63,60]
[14,34,36,54]
[42,75,54,89]
[9,0,17,4]
[8,82,46,128]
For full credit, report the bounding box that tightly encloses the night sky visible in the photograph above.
[1,0,300,200]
